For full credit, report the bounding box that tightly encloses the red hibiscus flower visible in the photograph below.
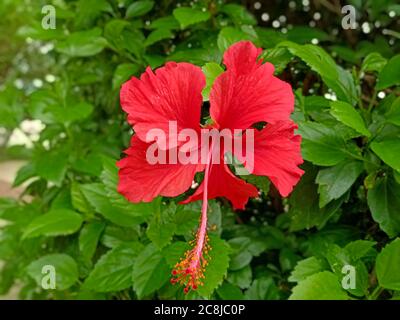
[118,41,304,293]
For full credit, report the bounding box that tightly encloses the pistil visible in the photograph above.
[171,140,216,293]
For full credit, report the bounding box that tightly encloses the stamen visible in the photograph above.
[171,140,216,293]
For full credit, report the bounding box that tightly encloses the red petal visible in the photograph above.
[181,162,258,210]
[210,41,294,130]
[237,121,304,197]
[223,40,263,75]
[117,136,200,203]
[120,62,205,147]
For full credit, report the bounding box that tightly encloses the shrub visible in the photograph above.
[0,0,399,300]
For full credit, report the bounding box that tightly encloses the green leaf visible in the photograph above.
[0,86,23,127]
[197,236,231,297]
[163,241,189,268]
[70,182,93,214]
[104,19,130,50]
[0,261,18,295]
[144,54,165,69]
[289,165,343,231]
[101,225,140,249]
[126,1,154,18]
[330,45,358,64]
[17,22,65,41]
[353,261,370,297]
[371,139,400,172]
[217,27,251,53]
[80,183,144,226]
[245,277,280,300]
[173,208,199,236]
[144,29,174,47]
[386,97,400,126]
[289,271,348,300]
[56,28,107,57]
[220,4,256,25]
[29,90,94,125]
[280,42,358,105]
[132,243,170,298]
[328,242,356,273]
[256,28,287,48]
[242,175,270,195]
[287,26,330,44]
[289,257,326,283]
[51,188,73,210]
[79,221,105,261]
[260,47,292,74]
[23,209,83,239]
[279,248,299,272]
[361,52,387,73]
[330,101,371,137]
[0,198,18,217]
[167,47,218,65]
[34,149,68,186]
[367,176,400,237]
[112,63,139,90]
[173,7,211,29]
[1,202,40,226]
[207,201,223,236]
[228,237,253,271]
[119,28,145,58]
[28,89,59,124]
[83,242,143,292]
[216,282,244,300]
[298,122,349,166]
[27,254,78,290]
[344,240,376,260]
[148,16,179,30]
[52,101,94,124]
[146,204,176,249]
[316,160,364,207]
[75,0,112,28]
[376,238,400,290]
[71,152,102,177]
[322,243,370,298]
[229,250,252,271]
[13,163,36,187]
[202,62,224,101]
[377,54,400,90]
[227,265,252,289]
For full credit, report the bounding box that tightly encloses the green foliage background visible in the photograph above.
[0,0,399,300]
